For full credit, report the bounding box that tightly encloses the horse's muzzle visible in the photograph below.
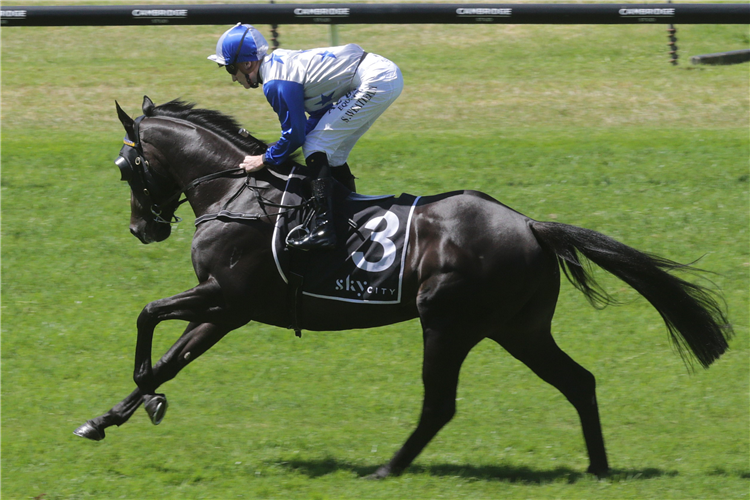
[130,221,171,244]
[130,226,151,244]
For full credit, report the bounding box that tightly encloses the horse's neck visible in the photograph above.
[148,117,288,220]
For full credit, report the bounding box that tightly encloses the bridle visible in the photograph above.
[114,115,246,225]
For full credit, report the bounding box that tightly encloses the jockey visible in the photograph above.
[208,23,403,251]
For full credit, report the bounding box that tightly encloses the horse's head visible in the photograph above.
[114,96,286,243]
[115,96,181,244]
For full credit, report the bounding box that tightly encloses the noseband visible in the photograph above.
[115,115,245,225]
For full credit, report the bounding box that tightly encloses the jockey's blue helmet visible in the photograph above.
[208,23,268,68]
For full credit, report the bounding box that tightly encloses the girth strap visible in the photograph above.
[287,250,310,338]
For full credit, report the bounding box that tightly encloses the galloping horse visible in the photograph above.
[75,96,732,478]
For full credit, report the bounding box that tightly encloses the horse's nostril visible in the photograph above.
[130,226,151,244]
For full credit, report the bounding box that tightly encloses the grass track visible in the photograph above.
[2,1,748,499]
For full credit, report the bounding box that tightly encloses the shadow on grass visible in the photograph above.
[708,467,750,480]
[280,457,673,484]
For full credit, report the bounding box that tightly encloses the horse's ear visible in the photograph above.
[142,95,155,116]
[115,100,135,136]
[116,101,133,127]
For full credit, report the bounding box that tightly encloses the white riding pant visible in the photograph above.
[303,53,403,167]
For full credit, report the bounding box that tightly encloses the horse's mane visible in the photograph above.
[147,99,269,156]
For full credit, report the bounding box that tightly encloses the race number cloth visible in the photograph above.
[272,167,420,304]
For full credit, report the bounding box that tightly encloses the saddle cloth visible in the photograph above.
[272,167,421,304]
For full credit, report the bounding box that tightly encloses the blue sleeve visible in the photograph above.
[263,80,307,166]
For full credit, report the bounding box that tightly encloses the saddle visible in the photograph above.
[271,167,421,333]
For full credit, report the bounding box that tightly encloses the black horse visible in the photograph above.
[75,96,732,479]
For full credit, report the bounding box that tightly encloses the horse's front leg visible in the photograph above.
[75,320,232,440]
[133,277,227,395]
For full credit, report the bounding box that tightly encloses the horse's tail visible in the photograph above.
[529,220,733,369]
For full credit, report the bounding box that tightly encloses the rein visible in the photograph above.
[116,115,308,226]
[194,169,309,226]
[159,166,247,213]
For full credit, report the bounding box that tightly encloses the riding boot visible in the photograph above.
[332,163,357,193]
[287,155,338,251]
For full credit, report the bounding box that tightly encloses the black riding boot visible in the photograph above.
[287,154,338,251]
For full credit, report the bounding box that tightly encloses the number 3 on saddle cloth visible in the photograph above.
[272,167,421,328]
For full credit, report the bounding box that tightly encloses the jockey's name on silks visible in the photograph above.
[258,44,367,166]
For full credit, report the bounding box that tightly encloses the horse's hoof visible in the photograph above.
[73,421,105,441]
[366,466,393,480]
[144,393,168,425]
[587,465,610,479]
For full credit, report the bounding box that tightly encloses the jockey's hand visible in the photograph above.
[240,155,266,173]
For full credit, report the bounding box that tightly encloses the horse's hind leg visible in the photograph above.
[75,321,230,440]
[371,324,478,479]
[492,328,609,477]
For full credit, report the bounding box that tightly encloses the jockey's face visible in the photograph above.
[231,60,261,89]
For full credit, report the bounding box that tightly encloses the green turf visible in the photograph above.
[2,1,748,499]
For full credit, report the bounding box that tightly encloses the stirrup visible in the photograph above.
[287,174,337,250]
